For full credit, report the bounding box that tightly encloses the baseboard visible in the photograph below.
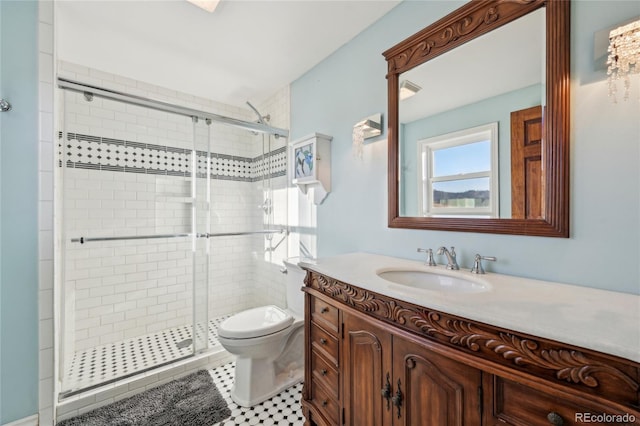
[2,414,39,426]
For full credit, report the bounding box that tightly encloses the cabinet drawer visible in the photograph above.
[489,376,632,426]
[311,350,339,399]
[310,379,340,426]
[311,297,339,334]
[311,322,339,366]
[305,411,333,426]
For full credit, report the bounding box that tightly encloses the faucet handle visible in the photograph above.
[470,254,497,274]
[417,248,437,266]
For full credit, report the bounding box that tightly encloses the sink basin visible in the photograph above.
[377,270,489,293]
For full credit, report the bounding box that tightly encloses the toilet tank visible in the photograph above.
[283,258,306,316]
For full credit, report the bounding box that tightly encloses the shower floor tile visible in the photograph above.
[63,315,229,393]
[210,363,305,426]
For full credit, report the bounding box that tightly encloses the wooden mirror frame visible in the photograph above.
[384,0,570,237]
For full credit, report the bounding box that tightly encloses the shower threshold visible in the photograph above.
[60,315,229,399]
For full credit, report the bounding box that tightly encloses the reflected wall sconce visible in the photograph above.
[399,80,421,101]
[352,113,382,158]
[607,19,640,102]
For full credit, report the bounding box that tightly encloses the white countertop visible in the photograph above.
[299,252,640,363]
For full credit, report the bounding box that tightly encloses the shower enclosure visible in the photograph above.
[56,77,290,398]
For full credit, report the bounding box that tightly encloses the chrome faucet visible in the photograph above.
[417,248,437,266]
[437,246,459,270]
[470,254,497,274]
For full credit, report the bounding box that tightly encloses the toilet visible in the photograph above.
[218,258,306,407]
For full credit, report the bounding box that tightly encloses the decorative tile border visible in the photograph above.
[59,132,287,182]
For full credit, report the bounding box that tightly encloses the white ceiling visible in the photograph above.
[56,0,401,107]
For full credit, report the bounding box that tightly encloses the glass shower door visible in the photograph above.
[58,92,213,396]
[192,117,211,354]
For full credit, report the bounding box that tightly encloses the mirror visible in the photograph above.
[399,9,545,219]
[384,0,570,237]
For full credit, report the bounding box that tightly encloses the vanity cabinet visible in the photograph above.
[342,312,482,426]
[301,271,640,426]
[304,294,341,426]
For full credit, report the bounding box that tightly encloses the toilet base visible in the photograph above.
[230,356,304,407]
[218,308,305,408]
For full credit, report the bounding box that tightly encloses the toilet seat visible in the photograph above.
[218,305,293,339]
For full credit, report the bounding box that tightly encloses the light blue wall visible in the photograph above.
[400,84,542,217]
[0,1,40,423]
[291,0,640,294]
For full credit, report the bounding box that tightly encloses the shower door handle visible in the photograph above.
[0,99,11,112]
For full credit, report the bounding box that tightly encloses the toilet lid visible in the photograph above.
[218,305,294,339]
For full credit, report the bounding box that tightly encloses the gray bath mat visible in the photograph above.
[57,370,231,426]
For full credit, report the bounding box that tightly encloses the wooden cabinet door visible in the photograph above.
[342,312,393,426]
[392,335,483,426]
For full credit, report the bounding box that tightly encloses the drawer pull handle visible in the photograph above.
[547,412,564,425]
[320,369,328,376]
[381,372,392,410]
[320,307,329,313]
[391,378,403,419]
[321,400,329,407]
[320,338,328,345]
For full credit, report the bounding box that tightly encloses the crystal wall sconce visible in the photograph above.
[607,19,639,102]
[595,17,640,102]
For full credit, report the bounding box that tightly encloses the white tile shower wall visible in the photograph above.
[252,87,291,309]
[250,174,289,309]
[61,171,247,353]
[57,62,283,367]
[58,62,256,158]
[39,1,56,424]
[208,178,259,316]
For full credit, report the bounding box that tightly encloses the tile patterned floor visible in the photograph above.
[63,315,229,393]
[210,363,305,426]
[63,315,306,425]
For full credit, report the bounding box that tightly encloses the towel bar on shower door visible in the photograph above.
[70,229,287,244]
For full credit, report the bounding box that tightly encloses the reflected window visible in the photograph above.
[418,123,498,217]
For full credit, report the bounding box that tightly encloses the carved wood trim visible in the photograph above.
[307,272,639,395]
[384,0,541,75]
